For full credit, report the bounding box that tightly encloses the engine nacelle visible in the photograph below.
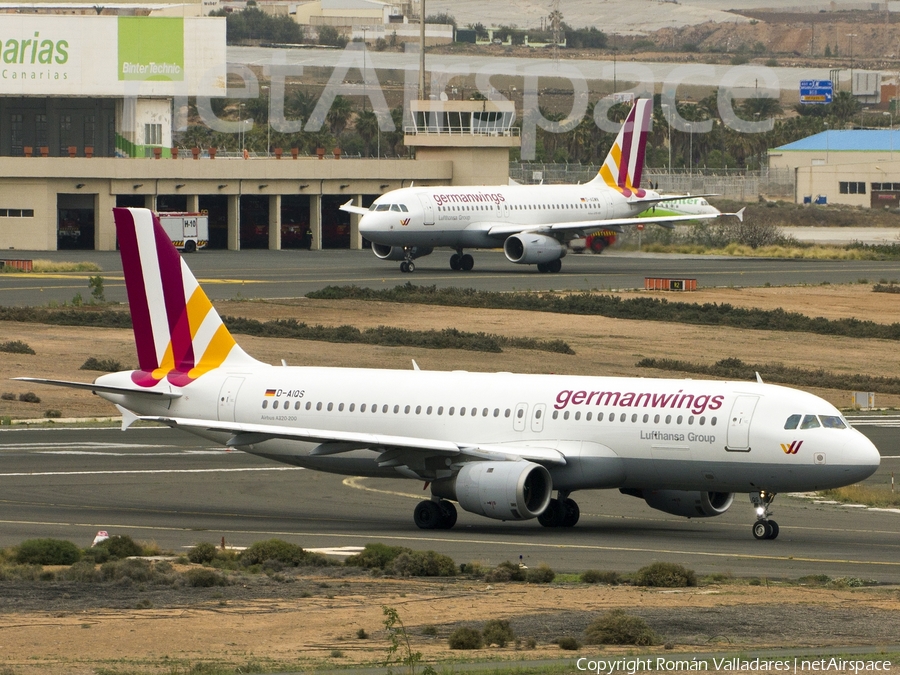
[503,233,567,265]
[622,489,734,518]
[432,461,552,521]
[371,244,433,261]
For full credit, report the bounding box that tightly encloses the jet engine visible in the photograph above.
[503,234,567,265]
[432,461,552,521]
[622,489,734,518]
[371,244,433,261]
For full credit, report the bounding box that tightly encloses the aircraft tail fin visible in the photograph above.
[592,98,652,197]
[113,207,258,389]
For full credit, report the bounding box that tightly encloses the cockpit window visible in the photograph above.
[399,204,409,212]
[375,204,391,211]
[784,414,801,430]
[820,415,846,429]
[800,414,821,430]
[391,204,401,212]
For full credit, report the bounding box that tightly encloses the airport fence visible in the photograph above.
[509,164,795,201]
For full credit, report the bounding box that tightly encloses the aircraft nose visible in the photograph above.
[849,432,881,481]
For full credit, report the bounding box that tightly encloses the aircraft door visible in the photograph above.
[417,194,435,226]
[513,403,528,432]
[218,377,245,422]
[726,395,758,451]
[531,403,546,432]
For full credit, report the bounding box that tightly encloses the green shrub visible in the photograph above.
[356,628,369,639]
[0,563,45,581]
[557,636,581,650]
[80,357,124,372]
[798,574,831,586]
[584,609,658,646]
[388,550,457,577]
[526,563,555,583]
[187,542,219,564]
[344,543,412,569]
[240,539,327,567]
[18,392,40,403]
[0,340,35,354]
[581,569,621,585]
[184,567,229,587]
[421,625,438,636]
[482,619,515,647]
[448,626,483,650]
[88,535,143,562]
[484,560,526,582]
[15,538,82,565]
[44,409,62,418]
[634,561,696,588]
[101,558,154,583]
[1,392,14,400]
[63,560,101,582]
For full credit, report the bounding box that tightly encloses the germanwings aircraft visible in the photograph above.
[18,208,879,540]
[341,98,742,274]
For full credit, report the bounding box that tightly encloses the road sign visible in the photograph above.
[800,80,833,104]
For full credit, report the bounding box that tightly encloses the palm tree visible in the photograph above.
[355,109,379,157]
[326,95,353,139]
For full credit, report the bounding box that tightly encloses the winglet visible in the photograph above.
[755,371,763,384]
[339,199,369,216]
[412,359,420,371]
[116,404,140,431]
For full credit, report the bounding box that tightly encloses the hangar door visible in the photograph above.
[57,193,95,250]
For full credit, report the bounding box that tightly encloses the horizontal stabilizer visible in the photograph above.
[13,377,182,399]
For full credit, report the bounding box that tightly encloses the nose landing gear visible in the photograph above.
[399,248,416,273]
[750,491,779,540]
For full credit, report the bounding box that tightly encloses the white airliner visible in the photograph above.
[341,98,743,274]
[18,207,879,540]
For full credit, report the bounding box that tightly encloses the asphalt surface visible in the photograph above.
[3,248,900,306]
[0,423,897,581]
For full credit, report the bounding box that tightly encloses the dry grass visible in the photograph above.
[819,485,900,509]
[31,260,102,273]
[639,243,881,260]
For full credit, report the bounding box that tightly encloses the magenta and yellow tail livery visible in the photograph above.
[114,207,256,388]
[593,97,651,198]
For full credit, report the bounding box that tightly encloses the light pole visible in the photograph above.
[261,85,270,156]
[824,121,829,163]
[662,103,672,173]
[687,122,693,175]
[885,111,893,158]
[847,33,857,86]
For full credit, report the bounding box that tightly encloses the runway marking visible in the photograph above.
[0,467,302,477]
[0,517,896,568]
[0,273,262,284]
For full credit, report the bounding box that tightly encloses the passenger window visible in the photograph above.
[482,408,488,417]
[516,408,523,418]
[273,401,279,410]
[784,414,801,430]
[654,414,660,423]
[316,402,323,411]
[597,412,604,422]
[688,416,694,425]
[471,407,477,416]
[711,417,717,426]
[631,414,638,423]
[642,414,649,423]
[306,401,312,410]
[820,415,846,429]
[361,403,367,412]
[338,403,344,411]
[460,407,466,417]
[620,413,626,422]
[382,404,388,413]
[262,400,268,409]
[536,409,542,419]
[586,412,592,421]
[393,405,400,414]
[404,405,410,414]
[800,414,820,429]
[505,409,511,418]
[676,415,683,424]
[552,410,559,420]
[327,403,334,411]
[449,407,455,415]
[427,406,432,414]
[294,401,301,410]
[438,406,444,415]
[575,411,581,421]
[563,411,570,420]
[699,416,705,425]
[416,406,421,414]
[665,415,671,424]
[493,408,500,417]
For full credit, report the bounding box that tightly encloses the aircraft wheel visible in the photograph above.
[548,258,562,273]
[450,254,461,271]
[538,498,564,527]
[407,261,415,273]
[537,262,548,273]
[414,500,442,529]
[460,254,474,271]
[400,261,409,273]
[767,520,779,540]
[561,498,580,527]
[438,500,458,529]
[752,520,773,540]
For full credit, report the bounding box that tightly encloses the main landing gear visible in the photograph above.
[414,498,458,529]
[449,251,474,272]
[536,259,562,273]
[750,490,779,540]
[538,491,580,528]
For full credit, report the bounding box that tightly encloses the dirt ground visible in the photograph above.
[3,283,900,420]
[3,283,900,674]
[1,568,899,675]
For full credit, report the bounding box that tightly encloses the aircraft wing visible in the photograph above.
[339,200,370,216]
[137,414,567,467]
[486,212,723,238]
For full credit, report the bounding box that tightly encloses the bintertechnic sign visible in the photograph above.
[0,15,225,96]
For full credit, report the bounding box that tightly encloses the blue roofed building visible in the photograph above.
[769,129,900,208]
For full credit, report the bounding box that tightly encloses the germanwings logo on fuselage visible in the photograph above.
[555,388,725,415]
[400,218,410,226]
[432,192,506,207]
[781,440,803,455]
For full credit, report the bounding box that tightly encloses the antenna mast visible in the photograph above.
[549,0,561,63]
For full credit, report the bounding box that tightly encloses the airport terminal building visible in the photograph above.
[0,10,518,251]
